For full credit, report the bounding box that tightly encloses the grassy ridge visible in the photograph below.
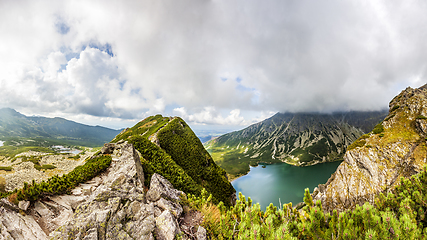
[112,114,170,142]
[129,135,201,196]
[157,118,235,205]
[114,115,236,205]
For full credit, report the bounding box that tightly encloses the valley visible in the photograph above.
[205,111,387,180]
[1,85,427,239]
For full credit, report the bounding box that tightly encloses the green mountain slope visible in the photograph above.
[112,115,236,206]
[0,108,121,147]
[205,111,387,178]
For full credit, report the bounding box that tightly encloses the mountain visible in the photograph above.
[0,115,235,239]
[0,108,121,147]
[111,115,236,206]
[314,84,427,212]
[205,111,387,178]
[0,142,208,239]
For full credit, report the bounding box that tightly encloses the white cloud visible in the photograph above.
[174,107,249,126]
[1,0,427,129]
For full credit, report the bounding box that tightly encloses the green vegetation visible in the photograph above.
[129,135,201,196]
[0,108,120,148]
[125,116,235,205]
[347,139,366,151]
[157,118,235,205]
[112,114,170,142]
[416,115,427,120]
[188,166,427,239]
[390,105,400,112]
[39,164,56,170]
[15,155,111,201]
[372,123,385,134]
[18,156,56,171]
[0,145,54,158]
[0,166,12,171]
[68,154,81,160]
[0,176,5,192]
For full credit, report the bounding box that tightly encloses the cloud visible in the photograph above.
[174,107,249,126]
[1,0,427,128]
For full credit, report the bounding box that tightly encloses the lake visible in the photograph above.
[232,161,342,210]
[51,145,82,154]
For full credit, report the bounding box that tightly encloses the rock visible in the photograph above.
[155,198,183,217]
[101,143,116,155]
[0,141,198,240]
[18,200,30,211]
[0,206,48,239]
[148,173,185,202]
[314,84,427,213]
[196,226,207,240]
[155,210,180,240]
[146,188,161,202]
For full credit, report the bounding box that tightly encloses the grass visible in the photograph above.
[206,143,282,179]
[0,176,5,192]
[36,164,56,170]
[390,105,400,112]
[0,166,12,171]
[372,123,385,134]
[347,139,366,151]
[0,145,54,158]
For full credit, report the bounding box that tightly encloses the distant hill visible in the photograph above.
[0,108,121,147]
[205,110,387,178]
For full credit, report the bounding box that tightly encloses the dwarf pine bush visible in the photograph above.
[188,166,427,239]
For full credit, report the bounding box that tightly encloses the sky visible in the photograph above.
[0,0,426,131]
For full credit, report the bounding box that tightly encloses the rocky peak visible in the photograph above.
[0,142,207,240]
[313,85,427,213]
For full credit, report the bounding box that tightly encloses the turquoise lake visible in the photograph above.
[231,161,342,210]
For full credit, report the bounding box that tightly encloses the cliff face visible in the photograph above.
[0,142,207,240]
[313,84,427,212]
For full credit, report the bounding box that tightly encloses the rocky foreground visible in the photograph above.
[0,142,207,240]
[313,84,427,212]
[1,149,97,192]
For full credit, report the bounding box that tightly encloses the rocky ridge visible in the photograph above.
[0,142,207,240]
[313,84,427,212]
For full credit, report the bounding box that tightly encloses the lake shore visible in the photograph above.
[231,161,342,210]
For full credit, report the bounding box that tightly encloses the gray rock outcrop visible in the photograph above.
[0,142,203,240]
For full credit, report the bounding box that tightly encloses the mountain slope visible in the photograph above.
[0,108,121,147]
[112,115,236,206]
[205,111,387,178]
[314,84,427,212]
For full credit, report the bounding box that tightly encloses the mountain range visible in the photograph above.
[205,110,387,178]
[0,108,121,147]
